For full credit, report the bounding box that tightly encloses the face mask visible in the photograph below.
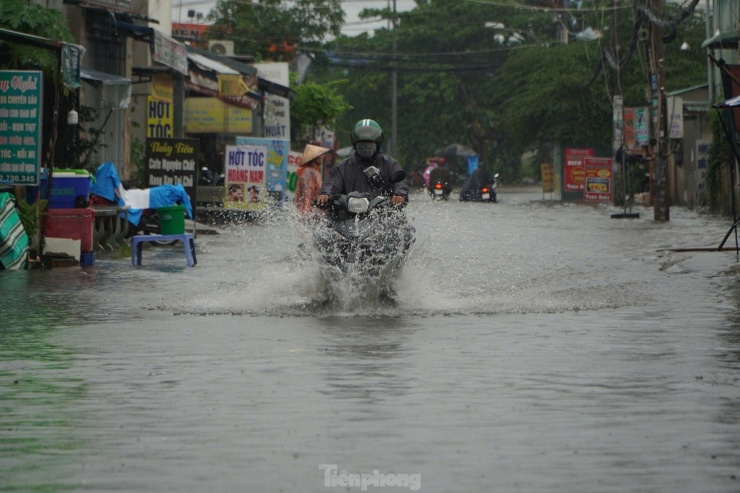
[355,142,376,159]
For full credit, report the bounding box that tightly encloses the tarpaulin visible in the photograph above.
[0,192,29,270]
[90,162,193,226]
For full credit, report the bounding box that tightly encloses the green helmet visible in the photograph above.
[351,119,384,147]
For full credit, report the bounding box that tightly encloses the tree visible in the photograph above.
[208,0,344,62]
[0,0,74,74]
[314,0,559,178]
[491,42,613,170]
[0,0,76,168]
[290,79,350,146]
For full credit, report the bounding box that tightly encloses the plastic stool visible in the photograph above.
[131,233,197,267]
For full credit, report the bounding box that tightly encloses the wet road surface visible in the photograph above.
[2,187,740,492]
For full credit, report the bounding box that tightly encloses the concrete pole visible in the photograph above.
[391,0,398,159]
[651,0,670,220]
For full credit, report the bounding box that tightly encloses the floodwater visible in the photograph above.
[2,187,740,492]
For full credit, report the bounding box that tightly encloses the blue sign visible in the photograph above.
[235,137,288,201]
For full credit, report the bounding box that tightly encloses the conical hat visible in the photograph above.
[300,144,330,166]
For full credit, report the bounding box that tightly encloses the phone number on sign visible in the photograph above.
[0,174,38,184]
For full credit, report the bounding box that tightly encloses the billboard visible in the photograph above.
[0,71,43,185]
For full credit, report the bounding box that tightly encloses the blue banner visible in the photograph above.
[466,155,479,176]
[235,137,288,202]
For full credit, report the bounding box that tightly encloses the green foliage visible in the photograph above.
[76,105,108,172]
[492,42,612,160]
[0,0,74,76]
[291,80,350,143]
[663,7,711,93]
[707,110,734,213]
[208,0,343,61]
[16,198,47,250]
[130,137,147,188]
[209,0,709,181]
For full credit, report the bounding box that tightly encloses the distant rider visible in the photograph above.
[428,158,452,192]
[316,119,408,207]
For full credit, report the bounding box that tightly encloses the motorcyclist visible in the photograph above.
[317,119,408,206]
[427,158,452,195]
[461,164,494,200]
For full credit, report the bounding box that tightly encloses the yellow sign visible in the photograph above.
[151,74,173,102]
[541,162,554,193]
[218,75,249,97]
[185,97,253,134]
[147,97,173,138]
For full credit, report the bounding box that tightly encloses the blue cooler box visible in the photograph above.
[39,169,92,209]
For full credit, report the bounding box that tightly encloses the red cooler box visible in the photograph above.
[46,208,94,253]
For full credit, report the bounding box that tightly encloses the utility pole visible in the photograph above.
[650,0,670,220]
[390,0,397,159]
[612,0,624,208]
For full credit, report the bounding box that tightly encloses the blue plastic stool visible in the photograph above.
[131,233,197,267]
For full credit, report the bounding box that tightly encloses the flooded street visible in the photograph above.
[2,187,740,492]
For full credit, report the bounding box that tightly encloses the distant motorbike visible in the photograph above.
[460,173,499,203]
[313,167,415,299]
[429,178,452,200]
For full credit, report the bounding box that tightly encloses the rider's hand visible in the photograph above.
[391,195,406,206]
[316,194,330,207]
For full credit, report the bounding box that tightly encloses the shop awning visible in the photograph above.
[80,68,132,110]
[113,21,154,43]
[187,53,240,75]
[258,77,295,100]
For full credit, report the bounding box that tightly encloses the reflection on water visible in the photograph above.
[318,317,417,407]
[0,288,87,491]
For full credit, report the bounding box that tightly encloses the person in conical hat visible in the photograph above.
[295,143,330,216]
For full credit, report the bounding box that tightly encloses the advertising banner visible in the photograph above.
[151,74,173,102]
[235,137,289,202]
[144,138,199,207]
[263,95,290,140]
[541,162,554,193]
[624,107,635,150]
[564,148,593,192]
[583,157,612,202]
[696,140,710,193]
[635,107,649,146]
[286,150,302,204]
[147,97,173,138]
[0,71,43,185]
[153,30,188,75]
[668,96,684,139]
[224,144,268,211]
[185,97,253,134]
[613,95,623,153]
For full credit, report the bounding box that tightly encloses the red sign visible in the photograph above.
[583,157,613,202]
[564,148,593,192]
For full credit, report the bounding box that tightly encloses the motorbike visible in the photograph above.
[313,167,415,300]
[428,178,452,200]
[460,173,499,203]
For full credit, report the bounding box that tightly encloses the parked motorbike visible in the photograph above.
[313,167,415,300]
[460,173,499,203]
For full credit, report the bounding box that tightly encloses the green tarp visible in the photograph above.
[0,193,29,270]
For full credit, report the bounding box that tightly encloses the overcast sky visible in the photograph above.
[172,0,416,37]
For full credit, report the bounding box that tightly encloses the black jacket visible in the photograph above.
[320,152,408,198]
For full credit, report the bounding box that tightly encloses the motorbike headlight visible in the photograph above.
[347,196,370,214]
